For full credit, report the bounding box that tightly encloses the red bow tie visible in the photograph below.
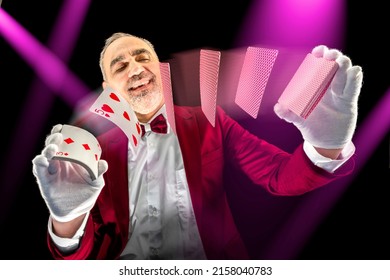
[141,114,168,137]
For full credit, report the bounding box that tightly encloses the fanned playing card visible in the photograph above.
[53,124,102,180]
[199,49,221,127]
[278,53,339,119]
[88,86,142,149]
[159,62,176,134]
[235,46,278,119]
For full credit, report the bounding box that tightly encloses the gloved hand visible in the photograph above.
[274,45,363,149]
[32,124,108,222]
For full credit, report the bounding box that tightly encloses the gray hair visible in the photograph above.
[99,32,157,81]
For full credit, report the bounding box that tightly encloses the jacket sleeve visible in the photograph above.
[217,106,355,196]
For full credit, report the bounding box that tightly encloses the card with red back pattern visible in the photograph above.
[159,62,176,134]
[278,53,339,119]
[235,46,279,119]
[199,49,221,127]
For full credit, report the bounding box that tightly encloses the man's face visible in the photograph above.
[102,36,164,119]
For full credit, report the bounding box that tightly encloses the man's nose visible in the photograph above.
[128,61,144,77]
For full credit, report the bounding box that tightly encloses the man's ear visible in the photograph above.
[102,81,108,89]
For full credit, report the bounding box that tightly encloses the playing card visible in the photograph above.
[199,49,221,127]
[235,46,278,119]
[52,124,102,180]
[88,86,142,149]
[160,62,176,134]
[278,53,339,119]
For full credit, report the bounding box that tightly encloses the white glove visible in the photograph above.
[274,45,363,149]
[32,124,108,222]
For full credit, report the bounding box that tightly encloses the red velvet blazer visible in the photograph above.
[48,105,354,259]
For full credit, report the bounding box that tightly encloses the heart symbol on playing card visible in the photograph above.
[123,111,130,121]
[136,123,141,134]
[101,104,114,114]
[110,92,120,102]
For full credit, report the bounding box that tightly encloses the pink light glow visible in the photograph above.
[259,86,390,259]
[0,1,91,223]
[0,8,90,105]
[236,0,346,49]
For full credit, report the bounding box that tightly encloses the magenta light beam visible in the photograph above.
[228,0,386,259]
[0,1,91,223]
[236,0,346,49]
[0,8,90,105]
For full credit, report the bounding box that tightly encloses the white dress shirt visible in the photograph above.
[119,105,206,259]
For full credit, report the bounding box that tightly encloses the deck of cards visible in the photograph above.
[278,53,339,119]
[52,124,102,180]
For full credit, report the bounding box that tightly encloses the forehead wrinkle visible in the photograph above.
[131,48,151,57]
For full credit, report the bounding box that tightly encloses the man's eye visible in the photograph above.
[114,65,126,73]
[137,56,150,62]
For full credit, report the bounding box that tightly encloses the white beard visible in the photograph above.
[128,88,163,115]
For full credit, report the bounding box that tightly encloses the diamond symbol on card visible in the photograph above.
[82,144,91,151]
[64,138,74,144]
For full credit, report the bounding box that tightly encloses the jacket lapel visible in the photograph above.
[100,128,130,241]
[174,106,204,233]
